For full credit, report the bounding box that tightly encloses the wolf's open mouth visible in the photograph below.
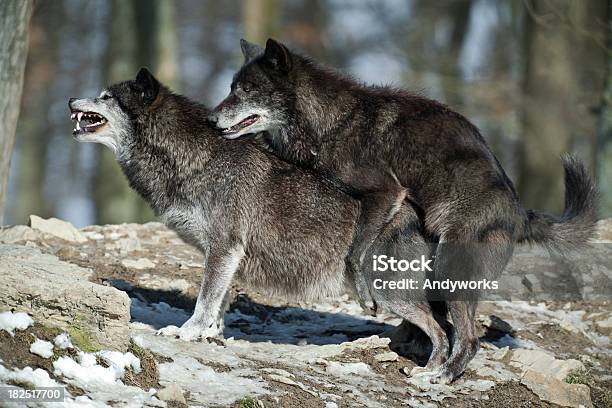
[70,111,107,135]
[222,115,260,134]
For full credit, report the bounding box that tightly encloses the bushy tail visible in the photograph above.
[519,154,598,252]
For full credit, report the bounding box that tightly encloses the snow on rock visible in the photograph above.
[156,383,186,404]
[0,364,113,408]
[158,356,269,406]
[29,338,54,358]
[54,353,118,386]
[0,364,59,388]
[53,350,141,386]
[54,332,74,349]
[98,350,141,377]
[52,350,164,407]
[0,311,33,335]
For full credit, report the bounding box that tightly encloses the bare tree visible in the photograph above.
[0,0,33,225]
[597,6,612,216]
[94,0,181,224]
[518,0,607,213]
[242,0,281,44]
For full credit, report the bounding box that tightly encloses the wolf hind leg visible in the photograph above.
[429,225,514,384]
[345,169,410,314]
[387,301,450,375]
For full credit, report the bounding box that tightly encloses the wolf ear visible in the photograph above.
[263,38,292,73]
[240,38,263,63]
[134,67,160,102]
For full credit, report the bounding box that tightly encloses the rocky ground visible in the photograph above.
[0,216,610,407]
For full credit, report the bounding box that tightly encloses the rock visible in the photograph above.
[521,370,592,408]
[594,314,612,329]
[325,361,374,377]
[115,229,142,255]
[559,319,581,334]
[28,215,87,243]
[491,346,510,360]
[510,349,585,381]
[156,384,186,404]
[374,351,398,362]
[268,374,317,396]
[137,274,191,293]
[478,315,514,335]
[0,225,39,243]
[121,258,156,270]
[498,232,612,301]
[347,335,390,350]
[0,244,130,351]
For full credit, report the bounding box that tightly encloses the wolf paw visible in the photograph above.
[427,367,455,385]
[408,366,435,377]
[156,322,222,342]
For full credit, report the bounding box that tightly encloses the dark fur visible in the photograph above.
[209,39,599,383]
[69,70,448,362]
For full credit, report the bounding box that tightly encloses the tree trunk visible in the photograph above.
[0,0,33,225]
[597,4,612,217]
[242,0,281,44]
[518,0,606,214]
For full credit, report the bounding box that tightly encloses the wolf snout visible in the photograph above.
[207,112,220,127]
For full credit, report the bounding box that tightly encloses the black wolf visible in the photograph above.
[68,69,449,370]
[208,39,598,383]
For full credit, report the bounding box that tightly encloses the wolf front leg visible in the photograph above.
[158,241,245,341]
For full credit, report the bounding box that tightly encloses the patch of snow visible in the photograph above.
[158,356,269,406]
[52,351,163,407]
[0,364,60,388]
[54,353,118,386]
[98,350,141,377]
[0,311,33,335]
[29,338,54,358]
[53,350,141,387]
[54,332,74,349]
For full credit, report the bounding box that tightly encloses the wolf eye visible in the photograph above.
[101,93,112,100]
[242,83,252,93]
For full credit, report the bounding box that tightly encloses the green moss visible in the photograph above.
[565,369,612,408]
[7,379,35,390]
[565,369,591,385]
[237,396,258,408]
[67,326,100,353]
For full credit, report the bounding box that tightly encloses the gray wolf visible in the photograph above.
[68,69,448,371]
[207,39,598,383]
